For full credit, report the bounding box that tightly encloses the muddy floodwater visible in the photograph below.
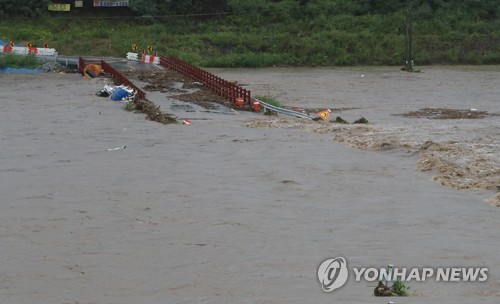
[0,66,499,304]
[213,65,500,193]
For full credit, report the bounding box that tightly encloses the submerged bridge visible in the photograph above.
[79,55,315,119]
[79,55,251,107]
[1,43,316,118]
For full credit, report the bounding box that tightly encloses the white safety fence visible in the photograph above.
[1,46,57,57]
[126,52,160,64]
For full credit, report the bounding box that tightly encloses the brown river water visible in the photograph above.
[212,65,500,194]
[0,66,499,303]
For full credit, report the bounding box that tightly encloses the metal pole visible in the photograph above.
[405,0,417,72]
[405,14,413,71]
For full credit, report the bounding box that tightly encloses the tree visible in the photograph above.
[128,0,159,16]
[0,0,50,17]
[192,0,229,16]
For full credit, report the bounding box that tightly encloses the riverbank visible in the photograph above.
[1,0,499,67]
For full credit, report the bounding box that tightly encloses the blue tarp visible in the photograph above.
[0,68,44,74]
[111,87,132,101]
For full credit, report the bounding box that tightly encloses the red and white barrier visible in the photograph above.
[1,46,57,56]
[126,52,160,64]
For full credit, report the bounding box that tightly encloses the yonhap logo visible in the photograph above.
[317,257,349,292]
[317,256,489,293]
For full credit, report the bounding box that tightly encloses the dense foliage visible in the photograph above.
[0,0,230,17]
[0,0,499,67]
[0,0,50,17]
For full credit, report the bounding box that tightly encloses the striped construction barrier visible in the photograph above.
[126,52,160,64]
[1,46,57,56]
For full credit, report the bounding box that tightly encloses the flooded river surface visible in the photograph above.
[214,65,500,192]
[0,66,499,304]
[213,65,500,301]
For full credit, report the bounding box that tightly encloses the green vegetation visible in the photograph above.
[0,0,499,67]
[392,280,410,296]
[254,94,284,115]
[123,101,136,112]
[254,95,284,108]
[0,54,41,68]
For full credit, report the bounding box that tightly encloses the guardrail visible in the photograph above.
[159,56,251,107]
[258,99,315,119]
[79,57,146,99]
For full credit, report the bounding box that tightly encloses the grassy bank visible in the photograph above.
[0,0,499,67]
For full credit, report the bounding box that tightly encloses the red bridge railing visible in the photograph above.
[160,56,251,106]
[79,57,146,99]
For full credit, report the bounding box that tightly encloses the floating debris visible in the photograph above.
[334,116,349,124]
[107,146,126,151]
[353,117,369,124]
[399,108,490,119]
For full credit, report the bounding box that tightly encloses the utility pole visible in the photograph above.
[404,0,418,72]
[405,13,413,71]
